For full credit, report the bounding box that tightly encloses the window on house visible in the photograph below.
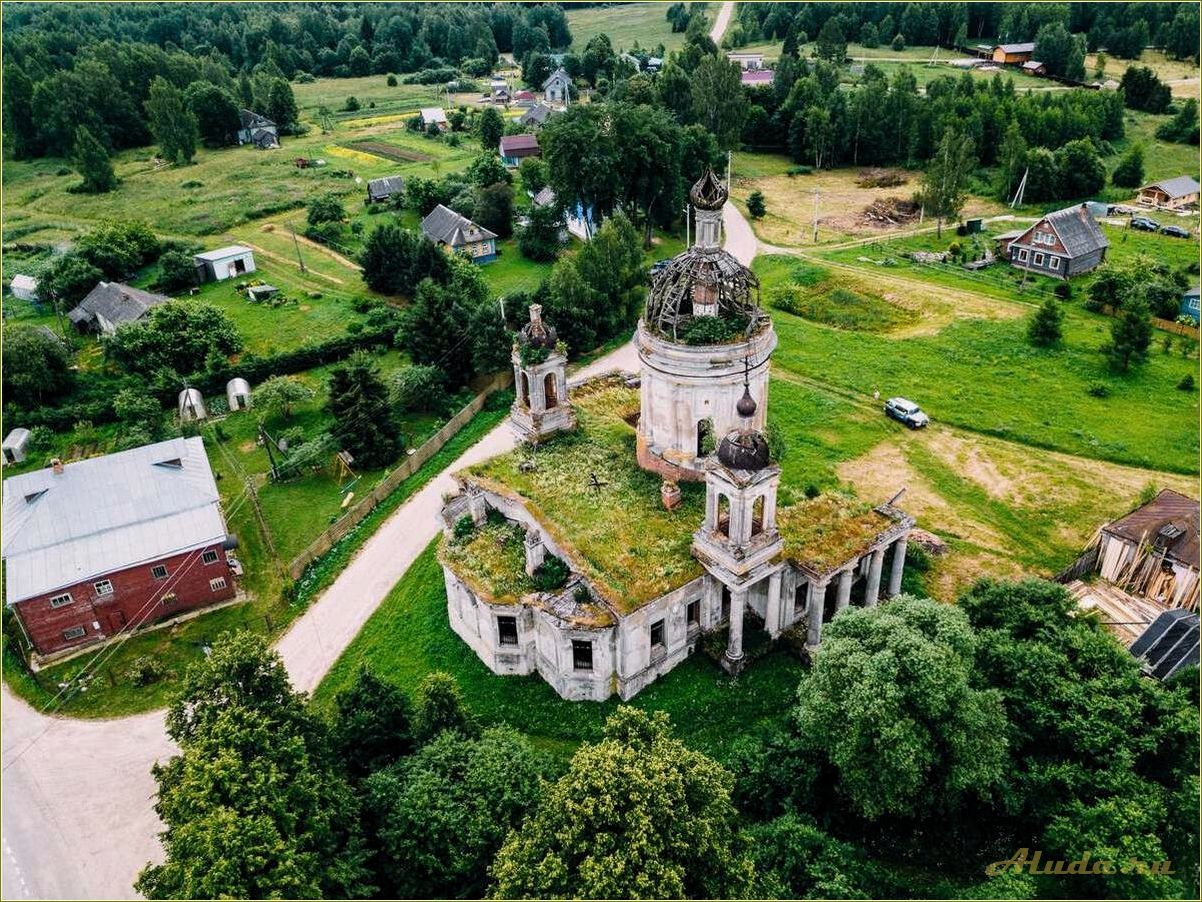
[209,577,228,592]
[1017,248,1029,262]
[1049,256,1060,270]
[93,579,114,596]
[687,599,700,627]
[1034,252,1044,266]
[497,615,519,646]
[572,640,593,671]
[49,593,73,609]
[62,626,86,641]
[650,619,665,648]
[151,565,169,580]
[202,549,220,565]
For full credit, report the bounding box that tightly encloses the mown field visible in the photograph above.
[566,1,689,54]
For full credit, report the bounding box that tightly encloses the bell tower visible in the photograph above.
[510,304,575,443]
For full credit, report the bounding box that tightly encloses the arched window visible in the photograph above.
[716,493,731,537]
[544,372,558,409]
[751,495,764,537]
[697,418,715,457]
[520,372,530,408]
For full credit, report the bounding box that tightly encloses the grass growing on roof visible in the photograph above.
[467,379,704,610]
[777,494,895,575]
[440,521,532,604]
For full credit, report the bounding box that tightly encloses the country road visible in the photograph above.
[709,0,735,44]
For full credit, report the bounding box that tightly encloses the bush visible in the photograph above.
[1178,373,1195,392]
[786,165,813,176]
[391,364,451,413]
[453,515,476,541]
[1087,383,1111,398]
[157,249,198,292]
[1054,282,1072,299]
[344,96,361,112]
[678,315,748,346]
[891,33,905,51]
[532,555,570,592]
[386,74,398,87]
[127,655,168,687]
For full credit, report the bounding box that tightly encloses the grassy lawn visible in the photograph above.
[566,1,689,54]
[314,540,806,762]
[292,77,467,121]
[1,395,512,718]
[756,255,1199,475]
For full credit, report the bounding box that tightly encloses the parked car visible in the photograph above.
[1160,224,1191,239]
[884,397,929,429]
[1130,216,1160,232]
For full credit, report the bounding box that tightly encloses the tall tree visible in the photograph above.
[814,17,848,63]
[1111,143,1145,188]
[329,667,414,780]
[184,81,241,146]
[2,325,73,406]
[265,77,299,131]
[1106,292,1153,372]
[916,127,974,236]
[327,350,402,467]
[1027,297,1064,347]
[690,55,747,150]
[478,106,504,150]
[490,707,754,899]
[71,125,118,193]
[144,76,198,164]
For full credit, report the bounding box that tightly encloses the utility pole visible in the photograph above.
[289,221,307,273]
[684,202,690,248]
[258,421,280,480]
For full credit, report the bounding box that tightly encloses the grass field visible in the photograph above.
[566,1,689,54]
[314,541,806,762]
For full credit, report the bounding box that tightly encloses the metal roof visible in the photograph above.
[1129,609,1200,680]
[1143,176,1201,199]
[194,245,253,262]
[67,282,171,328]
[499,134,540,156]
[995,42,1035,53]
[421,204,498,247]
[10,274,37,290]
[2,428,30,450]
[420,107,448,123]
[1103,488,1199,570]
[542,67,570,90]
[368,176,405,197]
[2,437,227,604]
[1023,204,1109,258]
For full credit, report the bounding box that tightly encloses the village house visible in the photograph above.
[1,437,238,659]
[9,273,39,302]
[437,170,914,702]
[512,89,537,108]
[193,245,256,282]
[421,204,498,263]
[489,75,510,103]
[499,133,540,166]
[1181,286,1200,322]
[533,186,596,241]
[237,109,279,148]
[542,67,572,106]
[997,203,1109,279]
[726,51,764,69]
[1137,175,1201,210]
[420,107,449,131]
[67,281,172,334]
[366,175,405,205]
[520,101,560,129]
[1021,60,1048,77]
[991,42,1035,64]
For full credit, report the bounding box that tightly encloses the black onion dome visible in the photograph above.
[718,428,770,471]
[689,167,728,211]
[736,385,758,418]
[518,318,558,349]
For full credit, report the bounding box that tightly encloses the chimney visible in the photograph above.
[51,458,64,475]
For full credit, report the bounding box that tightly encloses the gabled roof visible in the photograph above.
[420,107,448,124]
[1141,176,1201,199]
[194,245,253,263]
[239,109,275,130]
[995,42,1035,53]
[2,437,228,603]
[1021,60,1045,71]
[1104,488,1200,570]
[67,282,171,328]
[367,175,405,197]
[421,204,498,248]
[532,186,557,208]
[542,67,570,89]
[499,134,540,156]
[1022,204,1109,258]
[521,103,556,126]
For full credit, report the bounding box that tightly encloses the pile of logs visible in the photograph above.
[860,197,921,225]
[856,168,908,188]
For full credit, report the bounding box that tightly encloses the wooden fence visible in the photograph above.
[1101,305,1200,339]
[286,371,512,579]
[1052,543,1100,584]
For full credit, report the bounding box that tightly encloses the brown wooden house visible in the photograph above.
[991,42,1035,64]
[999,204,1109,279]
[1137,176,1201,210]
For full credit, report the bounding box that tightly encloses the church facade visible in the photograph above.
[437,170,914,702]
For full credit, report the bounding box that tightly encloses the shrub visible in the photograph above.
[786,165,813,176]
[1178,373,1195,392]
[679,315,748,345]
[386,74,398,87]
[127,655,168,687]
[891,33,905,51]
[1087,383,1111,398]
[391,364,451,414]
[344,96,361,112]
[1054,282,1072,299]
[532,555,570,592]
[453,514,476,541]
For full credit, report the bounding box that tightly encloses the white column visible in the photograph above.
[806,579,827,647]
[887,537,908,598]
[864,547,885,607]
[835,569,853,615]
[725,587,747,662]
[765,571,783,637]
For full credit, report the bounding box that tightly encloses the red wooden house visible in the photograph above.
[2,437,237,658]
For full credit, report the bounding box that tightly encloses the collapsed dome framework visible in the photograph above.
[645,249,764,341]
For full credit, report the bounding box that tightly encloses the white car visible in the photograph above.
[884,397,929,429]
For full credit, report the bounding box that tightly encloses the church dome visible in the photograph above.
[645,250,761,340]
[717,428,770,471]
[689,167,728,211]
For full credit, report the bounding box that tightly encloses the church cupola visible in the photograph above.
[510,304,575,443]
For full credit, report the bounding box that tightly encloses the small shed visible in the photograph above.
[420,108,449,131]
[367,176,405,204]
[194,246,256,282]
[10,274,39,302]
[1181,286,1200,322]
[226,378,252,411]
[2,428,31,465]
[247,284,279,302]
[499,134,540,166]
[1021,60,1047,77]
[178,388,207,422]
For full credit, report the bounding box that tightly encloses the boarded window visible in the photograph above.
[650,619,665,648]
[202,549,220,564]
[49,593,73,609]
[209,577,228,592]
[572,640,593,671]
[498,615,519,646]
[62,625,86,641]
[151,564,169,580]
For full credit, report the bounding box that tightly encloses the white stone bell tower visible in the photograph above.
[510,304,575,443]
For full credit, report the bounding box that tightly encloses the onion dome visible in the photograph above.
[689,167,728,211]
[736,384,758,418]
[517,303,557,349]
[717,428,770,471]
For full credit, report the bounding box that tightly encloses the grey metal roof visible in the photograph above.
[542,67,570,90]
[521,104,555,126]
[368,176,405,198]
[533,186,557,208]
[421,204,498,247]
[1033,204,1110,258]
[1129,609,1200,680]
[194,245,253,263]
[420,107,448,124]
[239,109,275,130]
[2,437,227,604]
[1144,176,1201,199]
[68,282,171,328]
[995,42,1035,53]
